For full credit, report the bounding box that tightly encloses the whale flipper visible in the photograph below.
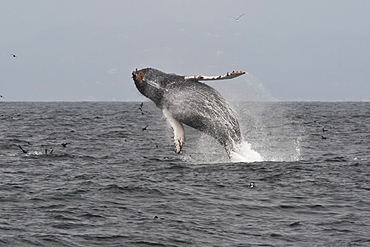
[184,71,246,81]
[163,108,185,154]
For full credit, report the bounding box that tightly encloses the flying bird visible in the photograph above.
[18,145,28,154]
[61,143,70,148]
[11,54,17,58]
[139,102,144,111]
[142,125,149,131]
[230,13,244,22]
[0,95,4,99]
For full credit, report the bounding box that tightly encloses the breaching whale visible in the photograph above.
[132,68,245,158]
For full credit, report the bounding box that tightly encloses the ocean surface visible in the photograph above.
[0,101,369,246]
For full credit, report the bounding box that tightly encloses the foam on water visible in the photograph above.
[230,141,264,162]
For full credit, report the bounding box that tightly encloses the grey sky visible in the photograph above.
[1,0,369,101]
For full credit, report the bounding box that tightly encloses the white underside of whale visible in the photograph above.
[162,108,184,153]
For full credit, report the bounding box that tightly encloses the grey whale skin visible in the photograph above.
[132,68,245,157]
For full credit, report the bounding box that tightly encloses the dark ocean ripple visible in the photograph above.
[0,102,369,246]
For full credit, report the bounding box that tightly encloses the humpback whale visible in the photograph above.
[132,68,245,158]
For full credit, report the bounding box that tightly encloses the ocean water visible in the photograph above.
[0,101,369,246]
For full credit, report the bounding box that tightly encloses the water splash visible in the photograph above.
[182,132,264,164]
[232,101,303,162]
[179,72,303,163]
[25,151,44,156]
[230,141,263,162]
[210,73,303,162]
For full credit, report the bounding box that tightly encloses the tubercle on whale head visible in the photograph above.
[132,69,145,83]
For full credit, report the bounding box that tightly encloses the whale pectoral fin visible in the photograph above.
[184,71,246,81]
[162,108,185,154]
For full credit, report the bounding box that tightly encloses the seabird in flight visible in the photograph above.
[230,13,245,22]
[61,143,70,148]
[18,145,28,154]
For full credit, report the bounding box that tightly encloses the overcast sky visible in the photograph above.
[1,0,369,101]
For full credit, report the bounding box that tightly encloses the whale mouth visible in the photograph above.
[132,69,145,83]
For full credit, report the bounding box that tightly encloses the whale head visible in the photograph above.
[132,68,184,107]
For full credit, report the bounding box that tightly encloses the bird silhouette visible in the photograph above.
[230,13,244,22]
[18,145,28,153]
[142,125,149,131]
[11,54,17,58]
[139,102,144,111]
